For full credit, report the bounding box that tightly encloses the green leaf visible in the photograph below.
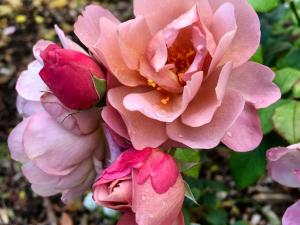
[233,221,249,225]
[250,46,263,63]
[277,48,300,70]
[274,68,300,94]
[292,81,300,99]
[248,0,279,12]
[259,99,290,134]
[204,208,228,225]
[92,76,106,98]
[174,148,200,178]
[184,180,199,206]
[229,142,268,190]
[272,100,300,144]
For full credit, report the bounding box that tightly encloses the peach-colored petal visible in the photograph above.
[227,62,281,108]
[211,2,237,43]
[283,200,300,225]
[118,16,152,70]
[222,103,262,152]
[267,147,300,188]
[132,171,185,225]
[124,72,203,122]
[182,62,232,127]
[133,0,196,34]
[93,177,132,210]
[208,29,236,75]
[93,18,146,87]
[74,5,119,49]
[209,0,260,67]
[139,58,183,93]
[102,106,130,140]
[167,90,245,149]
[108,87,168,149]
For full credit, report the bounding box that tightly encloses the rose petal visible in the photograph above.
[118,17,152,70]
[167,90,245,149]
[16,60,47,101]
[282,200,300,225]
[267,147,300,188]
[117,212,138,225]
[41,93,101,135]
[182,62,232,127]
[108,87,168,149]
[7,118,30,163]
[209,0,260,67]
[93,18,146,87]
[74,5,119,49]
[133,0,196,34]
[222,103,262,152]
[227,62,281,108]
[132,171,185,225]
[124,72,203,122]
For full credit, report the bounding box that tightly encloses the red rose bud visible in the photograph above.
[39,44,106,110]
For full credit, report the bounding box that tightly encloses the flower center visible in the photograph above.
[166,41,196,85]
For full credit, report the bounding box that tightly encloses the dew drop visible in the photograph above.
[178,134,184,138]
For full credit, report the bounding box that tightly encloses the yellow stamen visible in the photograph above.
[161,96,170,105]
[147,79,156,88]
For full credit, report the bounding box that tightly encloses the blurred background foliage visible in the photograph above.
[0,0,300,224]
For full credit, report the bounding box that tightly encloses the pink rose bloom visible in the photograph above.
[93,148,185,225]
[267,143,300,225]
[74,0,280,152]
[8,27,107,203]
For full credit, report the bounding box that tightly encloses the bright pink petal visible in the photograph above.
[100,149,152,182]
[209,0,260,67]
[182,62,232,127]
[74,5,119,49]
[267,147,300,188]
[282,200,300,225]
[228,62,281,108]
[132,171,185,225]
[118,17,152,70]
[41,93,101,135]
[133,0,196,34]
[108,87,168,149]
[93,18,146,87]
[123,72,203,122]
[222,103,262,152]
[136,150,179,194]
[167,90,245,149]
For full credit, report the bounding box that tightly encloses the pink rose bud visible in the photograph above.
[93,148,185,225]
[39,44,106,110]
